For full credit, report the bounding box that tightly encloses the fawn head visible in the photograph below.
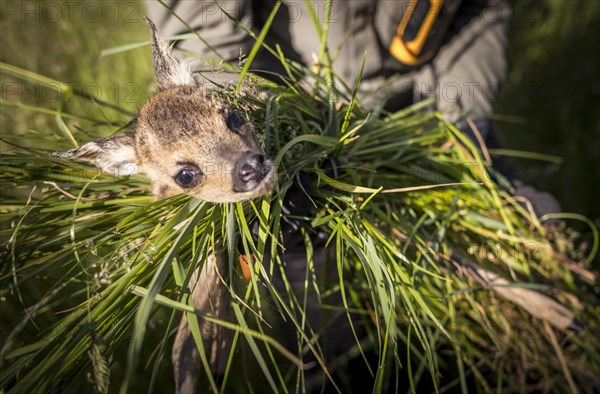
[52,18,274,203]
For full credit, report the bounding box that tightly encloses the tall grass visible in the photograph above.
[1,1,599,393]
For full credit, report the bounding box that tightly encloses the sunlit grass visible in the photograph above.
[1,1,599,393]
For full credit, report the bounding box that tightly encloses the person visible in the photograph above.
[146,0,510,144]
[145,1,560,390]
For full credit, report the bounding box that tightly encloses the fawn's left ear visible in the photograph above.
[51,131,139,177]
[144,16,196,91]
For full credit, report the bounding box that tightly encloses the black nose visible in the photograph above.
[240,154,266,183]
[233,153,273,193]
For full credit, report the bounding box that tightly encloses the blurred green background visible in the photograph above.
[2,1,598,226]
[496,0,600,229]
[0,0,153,142]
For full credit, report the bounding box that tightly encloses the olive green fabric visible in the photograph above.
[146,0,510,126]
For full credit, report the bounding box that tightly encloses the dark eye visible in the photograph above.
[227,111,245,132]
[174,167,202,188]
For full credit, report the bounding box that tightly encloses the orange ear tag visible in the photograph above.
[239,254,254,281]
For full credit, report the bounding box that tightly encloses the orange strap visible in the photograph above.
[389,0,446,66]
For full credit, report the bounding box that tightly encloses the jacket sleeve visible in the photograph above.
[145,0,255,83]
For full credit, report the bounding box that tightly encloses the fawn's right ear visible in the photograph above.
[144,17,196,91]
[51,131,139,177]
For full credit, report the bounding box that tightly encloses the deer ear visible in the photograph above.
[51,131,139,177]
[144,17,196,90]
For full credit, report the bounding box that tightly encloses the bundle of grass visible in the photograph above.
[1,5,599,393]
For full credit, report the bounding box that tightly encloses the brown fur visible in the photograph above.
[136,84,268,201]
[52,18,273,203]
